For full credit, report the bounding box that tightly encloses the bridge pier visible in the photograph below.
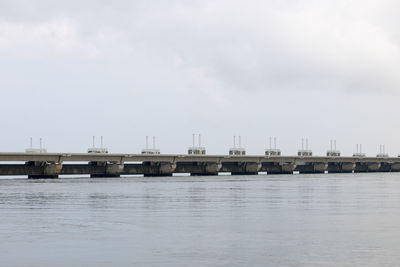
[223,162,261,175]
[175,162,221,176]
[379,162,391,172]
[368,162,381,172]
[106,163,124,177]
[354,162,381,172]
[327,162,355,173]
[26,161,62,179]
[190,162,221,176]
[143,162,176,177]
[313,162,328,173]
[341,162,356,172]
[296,162,327,174]
[262,162,296,174]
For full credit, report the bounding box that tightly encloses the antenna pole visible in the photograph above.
[234,136,236,148]
[334,140,337,150]
[192,134,195,147]
[30,137,33,149]
[330,140,332,151]
[360,144,362,154]
[269,136,272,150]
[199,134,201,147]
[306,138,308,150]
[146,136,149,149]
[302,138,304,150]
[239,136,241,148]
[101,136,104,148]
[40,138,42,150]
[274,137,276,150]
[153,136,156,149]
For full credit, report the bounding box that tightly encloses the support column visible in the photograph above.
[263,162,296,174]
[143,162,176,177]
[90,160,125,178]
[341,162,355,173]
[367,162,381,172]
[105,163,124,177]
[354,162,381,172]
[327,162,355,173]
[190,162,221,176]
[231,162,261,175]
[296,162,327,174]
[313,162,328,173]
[379,162,391,172]
[27,162,62,179]
[281,163,296,174]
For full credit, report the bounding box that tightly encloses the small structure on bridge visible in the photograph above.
[88,136,108,153]
[298,138,312,156]
[229,136,246,156]
[188,134,206,155]
[25,137,47,153]
[376,144,388,158]
[353,144,366,157]
[326,140,340,157]
[141,136,160,155]
[265,136,281,156]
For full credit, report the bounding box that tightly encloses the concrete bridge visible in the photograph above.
[1,152,400,178]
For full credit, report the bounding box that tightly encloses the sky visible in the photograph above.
[1,0,400,156]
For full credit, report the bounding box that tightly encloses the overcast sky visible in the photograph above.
[1,0,400,156]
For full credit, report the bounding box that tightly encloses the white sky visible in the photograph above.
[1,0,400,156]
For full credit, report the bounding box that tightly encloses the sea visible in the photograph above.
[1,173,400,266]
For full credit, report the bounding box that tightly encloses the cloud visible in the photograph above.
[1,0,400,94]
[0,0,400,154]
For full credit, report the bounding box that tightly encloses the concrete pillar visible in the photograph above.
[44,163,62,176]
[27,162,62,179]
[186,162,221,176]
[159,162,176,175]
[354,162,381,172]
[354,163,369,172]
[143,162,176,177]
[245,162,262,174]
[281,163,296,174]
[379,162,391,172]
[327,163,340,173]
[262,162,296,174]
[367,162,381,172]
[313,162,328,173]
[231,162,261,175]
[105,163,124,177]
[296,162,327,174]
[341,162,355,173]
[329,162,356,173]
[205,162,222,174]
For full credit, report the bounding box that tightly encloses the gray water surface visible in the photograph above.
[1,173,400,266]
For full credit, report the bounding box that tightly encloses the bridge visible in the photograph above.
[0,152,400,178]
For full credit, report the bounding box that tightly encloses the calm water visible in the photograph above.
[1,173,400,266]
